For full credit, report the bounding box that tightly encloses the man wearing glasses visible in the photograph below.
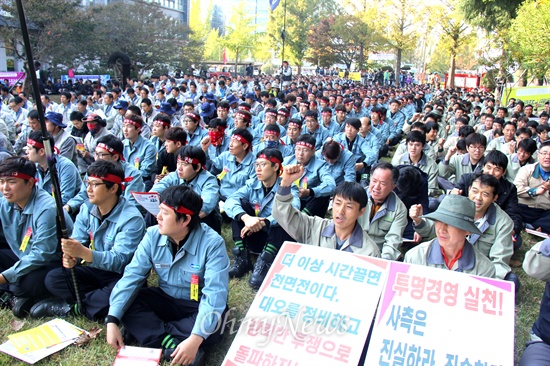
[283,134,336,217]
[515,140,550,233]
[224,149,299,288]
[65,135,145,215]
[30,160,145,320]
[439,133,487,191]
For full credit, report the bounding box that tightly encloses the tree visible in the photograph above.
[188,0,214,63]
[306,16,340,68]
[459,0,524,33]
[440,16,474,88]
[220,1,256,77]
[0,0,84,92]
[268,0,337,72]
[380,0,419,79]
[509,0,550,85]
[84,0,194,78]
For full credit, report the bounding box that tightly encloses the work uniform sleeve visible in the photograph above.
[2,207,63,283]
[223,181,252,220]
[272,186,316,243]
[343,153,356,183]
[513,165,533,198]
[150,172,179,194]
[59,161,82,205]
[438,155,456,179]
[200,174,220,216]
[413,219,436,240]
[139,143,158,178]
[108,228,155,321]
[523,239,550,282]
[311,163,336,197]
[381,204,408,260]
[488,213,513,280]
[91,215,146,274]
[67,178,88,212]
[192,236,229,339]
[266,184,300,227]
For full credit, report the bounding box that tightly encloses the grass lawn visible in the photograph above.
[0,225,545,366]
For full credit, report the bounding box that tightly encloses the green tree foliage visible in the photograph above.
[440,16,475,87]
[459,0,525,33]
[220,1,256,76]
[380,0,419,78]
[509,0,550,84]
[0,0,85,90]
[84,1,193,77]
[268,0,337,70]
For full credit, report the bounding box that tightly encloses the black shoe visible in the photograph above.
[228,247,251,278]
[10,297,36,318]
[0,290,12,309]
[30,299,71,319]
[249,251,275,289]
[163,347,205,366]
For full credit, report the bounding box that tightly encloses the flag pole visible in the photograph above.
[14,0,83,310]
[281,0,287,67]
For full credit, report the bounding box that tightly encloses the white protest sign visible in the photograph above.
[130,191,160,216]
[223,242,390,366]
[364,261,515,366]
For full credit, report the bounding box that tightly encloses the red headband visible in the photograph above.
[296,141,314,150]
[321,111,332,115]
[27,138,44,149]
[123,118,142,128]
[265,111,277,117]
[277,110,290,117]
[231,134,251,146]
[238,105,251,111]
[89,174,133,190]
[288,122,301,129]
[96,143,125,161]
[235,112,251,122]
[186,113,200,122]
[178,156,200,165]
[162,202,195,215]
[154,119,171,127]
[0,171,36,181]
[258,154,281,165]
[264,129,280,137]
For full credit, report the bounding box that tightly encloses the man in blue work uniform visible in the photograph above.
[106,185,229,366]
[209,128,255,201]
[122,114,157,182]
[225,149,299,289]
[152,146,221,233]
[65,135,145,215]
[283,134,336,217]
[0,157,73,317]
[203,118,230,161]
[30,160,145,320]
[334,117,378,181]
[316,140,356,186]
[301,110,329,150]
[386,99,406,147]
[252,124,293,158]
[183,112,207,147]
[26,131,81,205]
